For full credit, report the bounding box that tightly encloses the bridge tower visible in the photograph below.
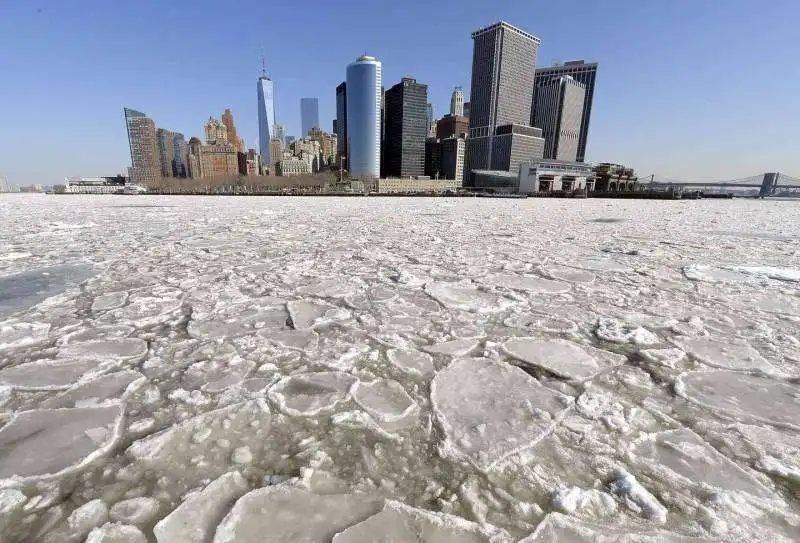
[759,172,780,197]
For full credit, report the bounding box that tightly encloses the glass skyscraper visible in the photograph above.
[346,55,382,179]
[300,98,319,137]
[124,107,159,186]
[257,74,276,166]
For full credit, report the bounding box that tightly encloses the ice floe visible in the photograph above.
[431,357,573,470]
[268,371,357,416]
[502,338,606,380]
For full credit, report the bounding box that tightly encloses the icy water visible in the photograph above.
[0,194,799,542]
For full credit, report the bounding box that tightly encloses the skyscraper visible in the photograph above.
[173,133,188,177]
[463,101,471,118]
[221,109,240,152]
[384,77,428,178]
[532,60,597,162]
[426,102,435,136]
[534,76,586,162]
[450,87,464,116]
[124,108,159,186]
[257,65,276,166]
[346,55,382,179]
[336,82,347,164]
[273,123,285,148]
[156,128,175,178]
[301,98,320,137]
[465,21,541,177]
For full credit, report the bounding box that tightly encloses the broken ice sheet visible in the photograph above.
[502,338,606,380]
[212,486,382,543]
[431,357,573,471]
[268,371,357,417]
[676,371,800,431]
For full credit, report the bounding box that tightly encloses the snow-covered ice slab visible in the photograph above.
[672,336,774,372]
[268,372,357,416]
[91,291,128,311]
[258,328,319,351]
[0,320,50,350]
[213,486,382,543]
[521,512,704,542]
[540,265,596,284]
[676,371,800,430]
[0,406,122,480]
[424,282,513,313]
[386,348,435,377]
[422,338,479,357]
[58,338,148,361]
[502,338,605,380]
[630,429,771,497]
[286,300,347,329]
[154,471,248,543]
[431,358,573,471]
[333,500,510,542]
[596,318,659,346]
[479,273,571,293]
[40,370,144,409]
[352,378,418,431]
[86,523,147,543]
[0,358,99,390]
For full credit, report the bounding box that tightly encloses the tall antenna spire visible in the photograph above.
[260,46,266,77]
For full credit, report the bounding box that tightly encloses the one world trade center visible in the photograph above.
[257,61,276,167]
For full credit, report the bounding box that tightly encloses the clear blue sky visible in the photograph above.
[1,0,798,184]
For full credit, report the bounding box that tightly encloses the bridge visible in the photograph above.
[646,172,800,197]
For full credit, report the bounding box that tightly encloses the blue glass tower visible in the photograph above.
[300,98,319,137]
[346,55,382,179]
[257,70,276,166]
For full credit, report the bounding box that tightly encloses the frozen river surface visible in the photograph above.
[0,194,799,542]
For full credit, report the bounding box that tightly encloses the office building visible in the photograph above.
[534,75,586,162]
[424,138,441,178]
[221,109,240,152]
[269,139,283,170]
[301,98,320,136]
[533,60,597,162]
[336,82,347,165]
[440,135,466,186]
[333,119,338,135]
[465,22,541,179]
[187,137,238,179]
[309,127,338,165]
[156,129,175,178]
[257,67,276,166]
[124,107,159,186]
[285,135,295,148]
[278,156,311,176]
[450,87,464,116]
[491,124,545,172]
[426,102,434,132]
[204,117,228,143]
[463,101,470,118]
[273,123,285,148]
[436,115,469,140]
[345,55,382,179]
[173,133,188,177]
[384,76,428,178]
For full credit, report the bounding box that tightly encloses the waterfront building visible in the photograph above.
[301,98,320,136]
[424,138,442,178]
[187,136,238,179]
[221,109,240,152]
[269,139,283,170]
[336,82,347,165]
[156,128,175,178]
[384,77,428,178]
[257,67,276,166]
[272,123,285,148]
[450,87,464,116]
[465,22,541,180]
[124,107,159,186]
[436,114,469,140]
[490,124,545,172]
[345,55,382,179]
[278,156,311,176]
[377,177,458,194]
[534,76,585,162]
[471,159,593,193]
[440,135,466,186]
[204,117,228,143]
[533,60,597,162]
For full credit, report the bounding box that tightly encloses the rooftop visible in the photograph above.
[471,21,541,44]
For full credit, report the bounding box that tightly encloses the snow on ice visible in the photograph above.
[0,195,799,541]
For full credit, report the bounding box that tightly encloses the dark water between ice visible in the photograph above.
[0,264,94,318]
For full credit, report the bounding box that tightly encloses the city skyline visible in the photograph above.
[1,1,798,184]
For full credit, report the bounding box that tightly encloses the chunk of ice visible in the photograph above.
[268,372,357,416]
[213,486,381,543]
[154,471,248,543]
[502,338,601,380]
[332,499,510,542]
[386,348,434,377]
[424,282,513,313]
[431,357,572,471]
